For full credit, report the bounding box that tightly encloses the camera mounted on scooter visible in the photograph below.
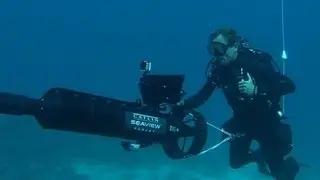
[138,60,185,108]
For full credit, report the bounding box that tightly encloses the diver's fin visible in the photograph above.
[277,156,300,180]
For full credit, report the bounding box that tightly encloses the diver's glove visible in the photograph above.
[121,141,140,152]
[238,73,257,97]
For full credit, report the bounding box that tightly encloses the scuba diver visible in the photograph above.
[177,28,300,180]
[0,61,208,160]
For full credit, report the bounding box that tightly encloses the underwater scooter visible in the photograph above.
[0,60,208,159]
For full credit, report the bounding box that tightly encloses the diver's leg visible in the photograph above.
[229,134,253,169]
[224,117,254,169]
[260,123,299,180]
[248,147,271,176]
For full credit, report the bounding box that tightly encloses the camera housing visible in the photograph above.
[139,60,185,109]
[139,74,184,108]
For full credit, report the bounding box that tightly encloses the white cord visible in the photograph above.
[206,122,232,137]
[180,120,234,159]
[197,137,231,156]
[189,122,234,157]
[281,0,286,54]
[281,0,287,113]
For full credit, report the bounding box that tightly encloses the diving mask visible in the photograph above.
[207,41,228,56]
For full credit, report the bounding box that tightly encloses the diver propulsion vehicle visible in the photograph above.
[0,60,208,159]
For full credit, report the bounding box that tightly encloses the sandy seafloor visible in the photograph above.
[0,150,317,180]
[0,118,316,180]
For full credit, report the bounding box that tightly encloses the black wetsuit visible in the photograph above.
[184,48,299,180]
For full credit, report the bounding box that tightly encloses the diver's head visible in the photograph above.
[207,28,239,65]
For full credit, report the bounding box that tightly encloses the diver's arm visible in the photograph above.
[247,51,296,97]
[256,73,296,97]
[183,78,217,109]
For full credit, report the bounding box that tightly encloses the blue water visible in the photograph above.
[0,0,319,179]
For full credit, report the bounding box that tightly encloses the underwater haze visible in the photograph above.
[0,0,319,179]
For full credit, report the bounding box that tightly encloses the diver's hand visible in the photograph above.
[176,99,185,106]
[238,73,257,97]
[159,103,173,114]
